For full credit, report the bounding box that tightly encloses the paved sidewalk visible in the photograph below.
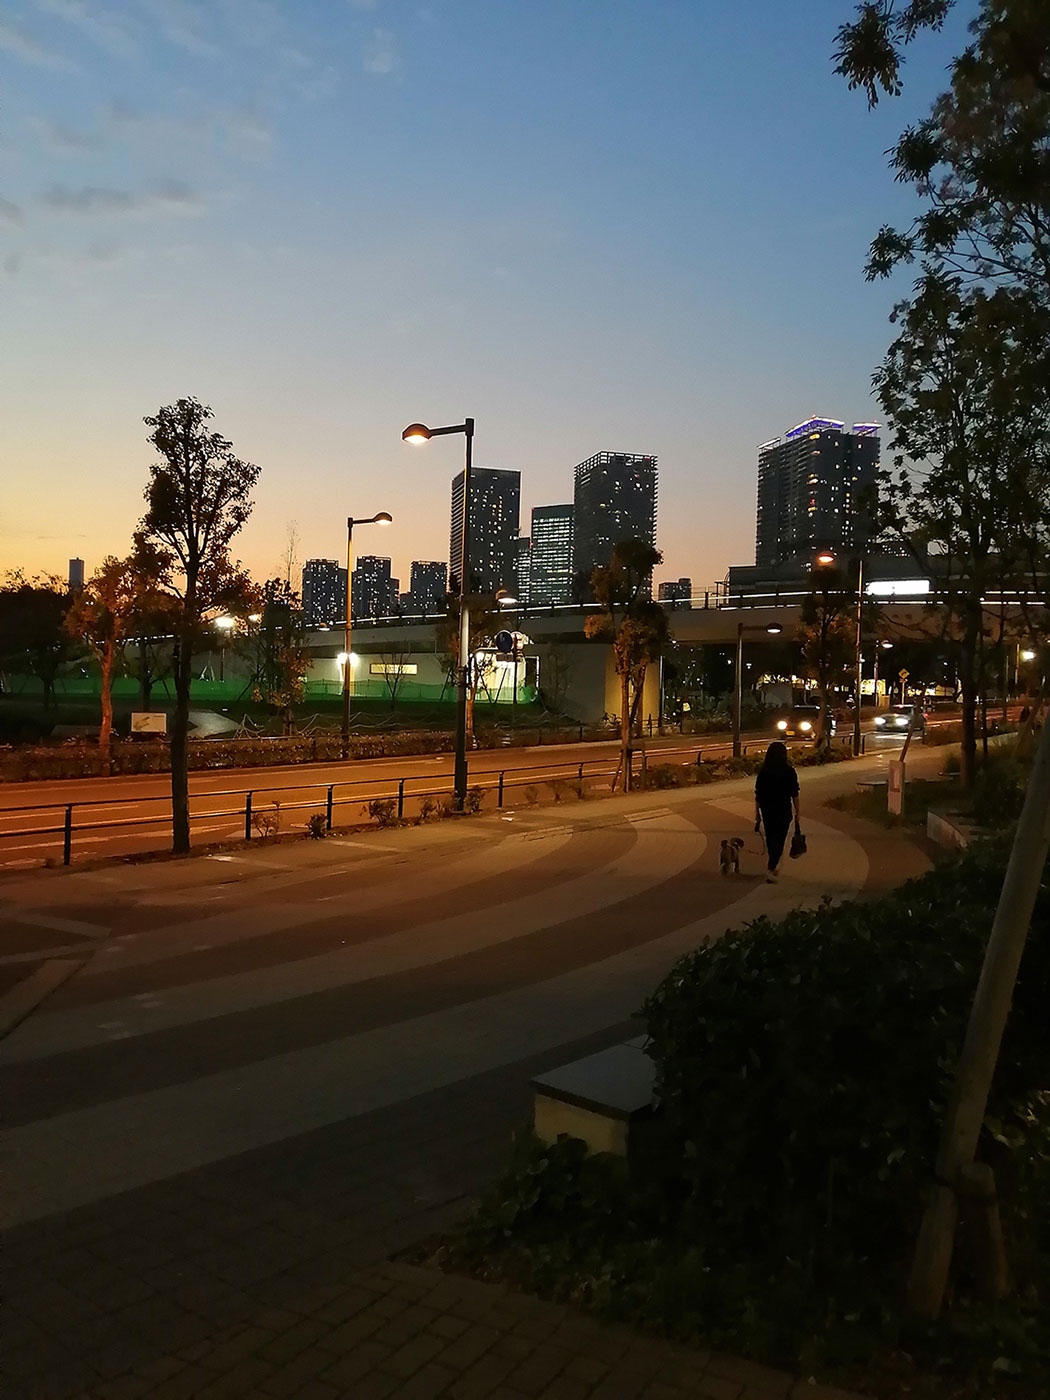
[62,1259,863,1400]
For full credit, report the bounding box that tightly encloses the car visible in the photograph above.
[873,704,927,736]
[774,706,836,739]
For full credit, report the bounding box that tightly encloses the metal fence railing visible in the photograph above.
[0,737,795,867]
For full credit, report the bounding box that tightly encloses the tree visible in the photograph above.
[796,572,857,747]
[249,579,305,734]
[65,549,169,757]
[138,397,259,853]
[872,272,1050,785]
[835,2,1050,301]
[585,540,667,791]
[376,650,415,710]
[0,571,74,708]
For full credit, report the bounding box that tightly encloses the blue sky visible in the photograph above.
[0,0,968,592]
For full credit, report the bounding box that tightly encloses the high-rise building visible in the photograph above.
[755,418,879,568]
[351,555,396,620]
[572,452,657,582]
[658,578,692,609]
[408,561,447,615]
[68,558,85,591]
[449,467,521,595]
[514,537,532,607]
[301,558,342,626]
[529,504,574,607]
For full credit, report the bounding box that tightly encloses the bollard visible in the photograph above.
[578,762,584,783]
[63,804,73,866]
[578,724,583,742]
[326,784,334,831]
[244,791,253,841]
[497,771,505,806]
[397,778,405,820]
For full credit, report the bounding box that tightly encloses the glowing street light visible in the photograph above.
[402,416,475,809]
[815,549,864,755]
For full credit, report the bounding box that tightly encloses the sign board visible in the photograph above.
[887,759,905,816]
[131,712,167,736]
[898,668,910,682]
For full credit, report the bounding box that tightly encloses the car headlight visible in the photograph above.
[875,716,885,726]
[777,720,788,731]
[800,721,812,731]
[895,716,908,726]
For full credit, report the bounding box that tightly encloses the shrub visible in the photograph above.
[305,813,327,839]
[972,758,1028,828]
[463,785,485,814]
[642,839,1050,1279]
[252,802,281,838]
[643,763,686,790]
[417,795,438,823]
[521,784,539,806]
[364,797,397,826]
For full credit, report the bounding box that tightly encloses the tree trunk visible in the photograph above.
[139,638,152,710]
[960,616,980,789]
[99,645,114,760]
[170,636,192,854]
[619,669,631,792]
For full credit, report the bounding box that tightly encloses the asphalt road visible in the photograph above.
[0,717,960,869]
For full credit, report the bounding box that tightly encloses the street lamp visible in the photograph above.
[403,417,475,809]
[214,615,235,683]
[733,620,782,757]
[815,550,864,756]
[342,512,393,758]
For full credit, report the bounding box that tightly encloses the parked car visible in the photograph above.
[774,706,836,739]
[874,704,927,736]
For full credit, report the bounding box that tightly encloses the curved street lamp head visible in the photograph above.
[815,551,836,566]
[495,588,517,608]
[402,423,431,444]
[765,623,783,635]
[372,511,393,525]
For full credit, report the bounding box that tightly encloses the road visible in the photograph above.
[0,718,961,869]
[0,746,939,1397]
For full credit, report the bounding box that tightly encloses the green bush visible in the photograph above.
[642,839,1050,1279]
[972,759,1028,828]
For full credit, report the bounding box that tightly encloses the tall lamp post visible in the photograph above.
[733,620,783,757]
[341,512,393,759]
[403,418,475,809]
[816,550,864,756]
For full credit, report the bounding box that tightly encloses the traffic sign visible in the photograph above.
[898,668,910,682]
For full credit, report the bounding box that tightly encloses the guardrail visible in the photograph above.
[0,738,789,868]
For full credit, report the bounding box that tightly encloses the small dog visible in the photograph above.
[719,837,744,876]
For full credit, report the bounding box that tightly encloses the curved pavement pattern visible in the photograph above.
[0,759,930,1398]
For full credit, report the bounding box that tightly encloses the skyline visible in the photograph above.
[2,1,964,589]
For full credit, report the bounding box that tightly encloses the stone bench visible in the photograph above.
[532,1039,656,1156]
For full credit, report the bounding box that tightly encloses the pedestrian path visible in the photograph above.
[0,761,924,1397]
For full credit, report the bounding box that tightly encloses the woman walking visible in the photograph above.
[754,741,800,883]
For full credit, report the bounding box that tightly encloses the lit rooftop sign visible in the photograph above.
[784,416,845,440]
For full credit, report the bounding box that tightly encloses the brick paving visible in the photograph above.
[42,1259,863,1400]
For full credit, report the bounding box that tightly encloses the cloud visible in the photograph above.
[35,0,140,60]
[0,197,23,226]
[39,183,204,216]
[0,16,75,68]
[364,26,399,76]
[137,0,218,57]
[29,117,106,154]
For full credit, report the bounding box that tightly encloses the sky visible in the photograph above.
[0,0,969,594]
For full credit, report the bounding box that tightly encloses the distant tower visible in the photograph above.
[755,417,879,567]
[408,561,447,615]
[68,558,85,591]
[658,578,692,609]
[449,467,521,595]
[529,504,574,607]
[514,537,532,607]
[572,452,657,581]
[352,555,396,620]
[301,558,341,626]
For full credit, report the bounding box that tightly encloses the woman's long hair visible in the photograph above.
[761,740,791,771]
